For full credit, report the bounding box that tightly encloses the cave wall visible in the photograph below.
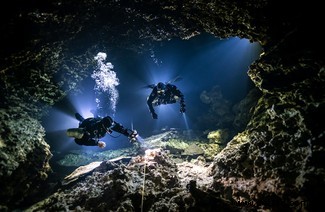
[210,21,324,209]
[0,109,52,207]
[0,0,323,210]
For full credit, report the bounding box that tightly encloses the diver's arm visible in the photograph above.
[147,95,155,113]
[111,122,130,136]
[111,122,138,142]
[147,89,158,118]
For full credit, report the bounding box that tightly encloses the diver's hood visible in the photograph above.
[157,82,166,90]
[102,116,113,128]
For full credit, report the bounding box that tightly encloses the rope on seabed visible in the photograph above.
[141,162,146,212]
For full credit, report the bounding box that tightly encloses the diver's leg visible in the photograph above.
[75,113,85,122]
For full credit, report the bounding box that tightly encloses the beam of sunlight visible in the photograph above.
[182,113,190,130]
[148,70,174,88]
[67,92,97,119]
[152,104,185,131]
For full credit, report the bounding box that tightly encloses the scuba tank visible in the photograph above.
[66,128,84,139]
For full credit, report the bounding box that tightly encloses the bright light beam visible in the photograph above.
[182,113,190,131]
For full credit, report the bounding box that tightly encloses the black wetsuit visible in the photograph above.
[74,115,133,146]
[147,83,185,119]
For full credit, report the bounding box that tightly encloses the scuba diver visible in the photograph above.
[66,113,138,148]
[146,80,186,119]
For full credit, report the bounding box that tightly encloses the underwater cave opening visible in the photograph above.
[41,33,262,178]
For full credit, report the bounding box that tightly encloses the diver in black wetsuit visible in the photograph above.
[67,113,138,148]
[147,82,186,119]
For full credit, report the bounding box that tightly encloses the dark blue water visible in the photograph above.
[42,33,262,155]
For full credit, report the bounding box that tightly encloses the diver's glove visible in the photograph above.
[128,130,138,143]
[152,112,158,119]
[97,141,106,148]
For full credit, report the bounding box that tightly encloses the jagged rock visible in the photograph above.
[27,148,239,211]
[181,144,204,158]
[0,109,52,209]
